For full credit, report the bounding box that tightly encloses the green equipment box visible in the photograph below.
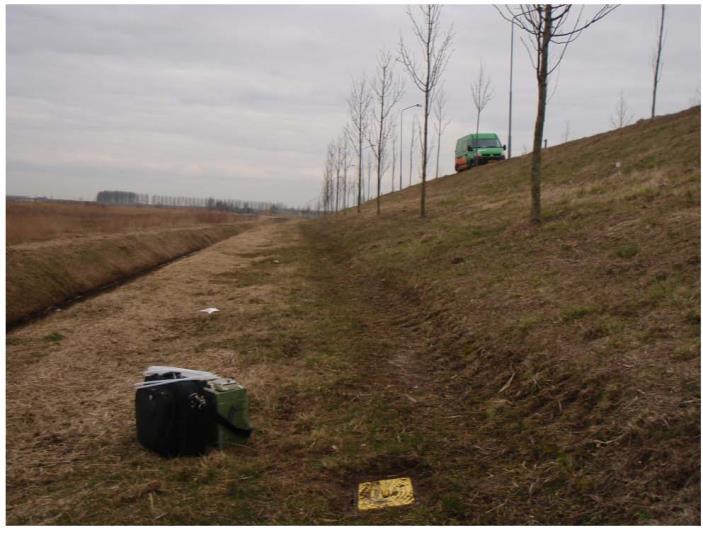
[206,378,252,447]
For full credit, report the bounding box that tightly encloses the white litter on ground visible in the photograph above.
[199,307,220,314]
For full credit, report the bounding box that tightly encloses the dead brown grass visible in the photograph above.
[6,201,247,245]
[6,220,339,524]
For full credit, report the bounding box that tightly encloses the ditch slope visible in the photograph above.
[6,222,255,326]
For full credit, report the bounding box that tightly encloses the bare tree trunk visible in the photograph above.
[334,142,341,213]
[376,149,381,215]
[651,5,665,118]
[366,157,372,203]
[357,135,363,212]
[391,136,397,191]
[421,71,429,218]
[376,152,381,215]
[409,120,416,187]
[435,131,441,178]
[530,4,551,225]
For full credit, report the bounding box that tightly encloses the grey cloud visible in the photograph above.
[7,5,701,207]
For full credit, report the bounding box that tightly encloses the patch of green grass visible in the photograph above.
[511,315,542,338]
[643,273,686,306]
[43,331,64,343]
[440,492,465,519]
[561,305,596,322]
[625,186,659,202]
[616,244,639,259]
[672,345,698,362]
[636,509,653,522]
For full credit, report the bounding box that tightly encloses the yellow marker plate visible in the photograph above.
[357,477,415,511]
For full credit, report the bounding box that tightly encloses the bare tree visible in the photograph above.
[611,90,634,129]
[414,117,434,185]
[408,116,418,186]
[366,153,373,203]
[341,126,352,210]
[471,61,495,136]
[425,136,435,183]
[347,76,373,213]
[433,85,450,178]
[651,4,666,118]
[368,50,404,215]
[321,143,336,214]
[336,132,351,212]
[332,137,342,213]
[399,4,453,217]
[562,120,571,143]
[391,134,397,192]
[497,4,616,224]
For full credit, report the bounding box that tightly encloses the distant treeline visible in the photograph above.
[96,190,318,216]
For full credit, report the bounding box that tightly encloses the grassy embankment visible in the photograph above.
[292,106,700,523]
[5,107,698,525]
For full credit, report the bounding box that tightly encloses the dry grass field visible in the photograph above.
[6,201,247,245]
[5,107,700,525]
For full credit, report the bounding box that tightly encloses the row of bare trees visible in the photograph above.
[320,5,454,218]
[322,4,625,225]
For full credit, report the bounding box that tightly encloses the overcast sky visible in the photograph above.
[6,4,701,207]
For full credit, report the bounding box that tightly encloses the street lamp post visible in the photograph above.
[508,17,515,159]
[399,104,421,190]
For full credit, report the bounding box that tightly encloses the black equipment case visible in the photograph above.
[135,367,252,458]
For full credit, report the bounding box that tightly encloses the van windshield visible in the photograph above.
[473,138,501,148]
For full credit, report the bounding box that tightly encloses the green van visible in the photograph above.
[454,133,506,172]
